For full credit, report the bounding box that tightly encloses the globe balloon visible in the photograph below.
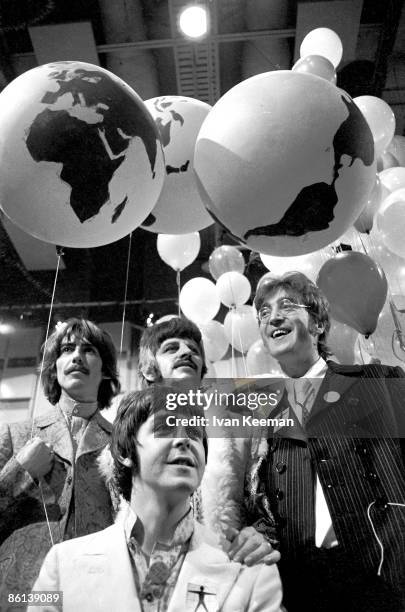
[194,71,375,256]
[157,232,200,271]
[223,305,260,353]
[354,96,396,158]
[0,61,165,248]
[354,175,382,234]
[179,277,220,324]
[292,54,336,83]
[199,320,229,362]
[208,245,245,280]
[376,188,405,259]
[317,251,387,336]
[299,28,343,68]
[142,96,214,234]
[216,271,251,307]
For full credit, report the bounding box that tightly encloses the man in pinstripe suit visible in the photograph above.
[252,271,405,612]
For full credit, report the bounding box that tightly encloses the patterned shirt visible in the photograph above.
[124,505,194,612]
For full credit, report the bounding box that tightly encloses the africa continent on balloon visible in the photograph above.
[0,61,165,247]
[194,71,376,256]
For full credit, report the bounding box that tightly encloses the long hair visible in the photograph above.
[111,387,208,501]
[41,318,120,406]
[254,271,332,360]
[137,316,207,388]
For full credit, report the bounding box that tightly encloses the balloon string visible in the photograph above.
[237,326,249,378]
[30,248,63,439]
[120,232,133,356]
[30,246,63,548]
[230,307,235,379]
[176,270,181,317]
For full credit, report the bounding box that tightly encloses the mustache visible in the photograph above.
[65,365,89,375]
[174,357,197,370]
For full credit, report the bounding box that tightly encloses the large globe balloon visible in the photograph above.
[0,61,165,247]
[194,71,376,256]
[141,96,214,234]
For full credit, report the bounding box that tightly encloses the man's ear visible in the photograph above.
[309,319,324,336]
[119,456,133,468]
[140,364,158,383]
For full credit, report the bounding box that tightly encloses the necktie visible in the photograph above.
[293,378,316,427]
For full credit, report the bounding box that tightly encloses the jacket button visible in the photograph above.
[67,475,73,485]
[275,488,284,501]
[275,462,286,474]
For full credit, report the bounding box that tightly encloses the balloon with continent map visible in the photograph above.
[0,61,165,247]
[194,70,376,256]
[142,96,214,234]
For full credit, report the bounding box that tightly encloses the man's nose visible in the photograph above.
[173,433,191,448]
[178,341,192,357]
[71,346,84,362]
[269,309,284,325]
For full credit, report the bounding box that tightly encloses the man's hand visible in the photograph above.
[226,526,281,566]
[16,436,55,480]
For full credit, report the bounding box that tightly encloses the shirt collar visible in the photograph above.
[124,505,194,549]
[302,356,328,379]
[58,393,99,420]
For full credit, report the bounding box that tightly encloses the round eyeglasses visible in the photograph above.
[257,298,310,323]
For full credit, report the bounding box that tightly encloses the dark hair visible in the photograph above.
[41,318,120,407]
[254,271,332,360]
[137,316,207,388]
[111,386,208,501]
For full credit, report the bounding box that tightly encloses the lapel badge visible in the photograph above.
[323,391,341,403]
[186,582,218,611]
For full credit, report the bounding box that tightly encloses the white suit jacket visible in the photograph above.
[30,521,282,612]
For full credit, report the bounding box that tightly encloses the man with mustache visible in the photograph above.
[137,316,280,568]
[0,318,120,609]
[30,386,283,612]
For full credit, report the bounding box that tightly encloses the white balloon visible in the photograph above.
[200,320,229,362]
[179,277,220,324]
[157,232,200,271]
[224,305,260,353]
[259,251,326,282]
[216,271,251,307]
[300,28,343,68]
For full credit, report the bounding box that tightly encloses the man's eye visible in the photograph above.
[60,345,73,353]
[187,426,203,440]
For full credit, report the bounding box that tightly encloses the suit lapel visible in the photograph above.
[36,408,73,464]
[308,362,364,424]
[76,412,112,459]
[74,525,141,612]
[168,525,242,612]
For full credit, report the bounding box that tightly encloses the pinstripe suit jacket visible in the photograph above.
[260,361,405,599]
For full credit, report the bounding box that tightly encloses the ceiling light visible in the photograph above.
[0,323,15,334]
[178,5,209,39]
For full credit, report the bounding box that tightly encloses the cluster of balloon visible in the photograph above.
[0,61,165,248]
[317,251,388,336]
[142,96,214,234]
[157,232,200,271]
[292,27,343,83]
[246,338,283,377]
[194,69,376,257]
[179,277,220,325]
[260,250,328,283]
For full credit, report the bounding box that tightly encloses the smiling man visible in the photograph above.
[243,272,405,612]
[0,318,120,609]
[30,387,283,612]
